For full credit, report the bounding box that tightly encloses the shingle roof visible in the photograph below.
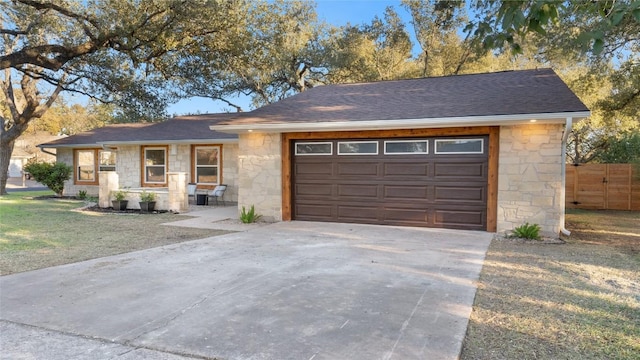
[39,68,589,147]
[39,114,238,147]
[219,68,589,126]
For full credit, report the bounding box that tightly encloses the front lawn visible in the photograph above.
[0,191,232,275]
[461,209,640,359]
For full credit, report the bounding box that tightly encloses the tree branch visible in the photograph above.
[33,76,65,118]
[1,68,20,125]
[15,67,112,105]
[212,97,244,112]
[15,0,101,30]
[0,28,27,36]
[0,42,98,70]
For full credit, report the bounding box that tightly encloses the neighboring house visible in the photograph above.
[40,68,589,236]
[210,68,589,236]
[10,132,65,177]
[8,148,32,178]
[38,115,239,207]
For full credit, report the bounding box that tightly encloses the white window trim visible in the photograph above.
[337,141,379,155]
[295,142,333,156]
[195,145,220,184]
[383,140,429,155]
[434,138,485,154]
[144,147,167,184]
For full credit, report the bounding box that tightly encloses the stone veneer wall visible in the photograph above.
[498,123,565,236]
[57,143,240,202]
[57,148,99,196]
[117,145,141,188]
[238,133,282,221]
[222,143,239,202]
[57,148,73,195]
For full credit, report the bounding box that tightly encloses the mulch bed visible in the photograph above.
[81,205,170,214]
[31,195,79,200]
[28,196,169,214]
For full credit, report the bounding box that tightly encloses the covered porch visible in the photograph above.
[98,171,230,212]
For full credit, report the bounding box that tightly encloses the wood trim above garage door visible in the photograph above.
[282,126,499,231]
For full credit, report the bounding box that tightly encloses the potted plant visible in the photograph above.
[138,190,156,213]
[111,189,128,211]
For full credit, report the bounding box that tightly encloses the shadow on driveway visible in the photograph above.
[1,221,492,360]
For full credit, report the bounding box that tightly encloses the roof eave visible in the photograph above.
[38,138,239,148]
[209,111,591,134]
[38,143,99,149]
[99,138,238,146]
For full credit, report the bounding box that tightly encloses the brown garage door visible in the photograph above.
[292,136,488,230]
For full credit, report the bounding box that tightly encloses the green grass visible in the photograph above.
[1,191,78,251]
[0,191,232,274]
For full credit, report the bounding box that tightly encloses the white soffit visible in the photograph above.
[210,111,591,134]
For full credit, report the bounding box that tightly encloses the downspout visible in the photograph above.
[560,118,572,236]
[37,145,57,157]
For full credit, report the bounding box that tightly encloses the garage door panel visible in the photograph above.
[337,162,379,176]
[383,208,429,224]
[434,210,485,229]
[434,186,485,202]
[434,162,485,178]
[295,184,333,197]
[384,185,429,200]
[294,162,334,177]
[383,163,429,177]
[338,184,379,197]
[337,205,379,220]
[295,204,334,218]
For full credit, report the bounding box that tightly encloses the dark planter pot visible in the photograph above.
[139,201,156,213]
[112,200,128,211]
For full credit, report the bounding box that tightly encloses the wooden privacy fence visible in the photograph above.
[566,163,640,210]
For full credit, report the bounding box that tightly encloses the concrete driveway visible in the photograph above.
[1,221,492,360]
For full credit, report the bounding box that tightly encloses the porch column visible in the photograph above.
[168,172,188,212]
[99,172,119,208]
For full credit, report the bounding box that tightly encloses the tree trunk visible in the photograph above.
[0,137,15,195]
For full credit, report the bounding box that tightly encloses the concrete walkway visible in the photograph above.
[1,221,491,360]
[167,206,267,232]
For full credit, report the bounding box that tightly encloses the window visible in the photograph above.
[337,141,378,155]
[384,140,428,154]
[295,142,332,155]
[143,147,167,184]
[76,150,96,182]
[194,146,220,184]
[435,139,484,154]
[74,149,117,185]
[99,151,116,172]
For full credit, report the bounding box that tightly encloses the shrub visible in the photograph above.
[139,190,156,202]
[23,160,72,196]
[77,190,87,200]
[112,189,128,201]
[511,222,542,240]
[240,205,262,224]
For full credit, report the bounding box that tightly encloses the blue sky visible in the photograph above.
[167,0,408,116]
[315,0,406,26]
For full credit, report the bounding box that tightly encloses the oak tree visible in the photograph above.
[0,0,245,194]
